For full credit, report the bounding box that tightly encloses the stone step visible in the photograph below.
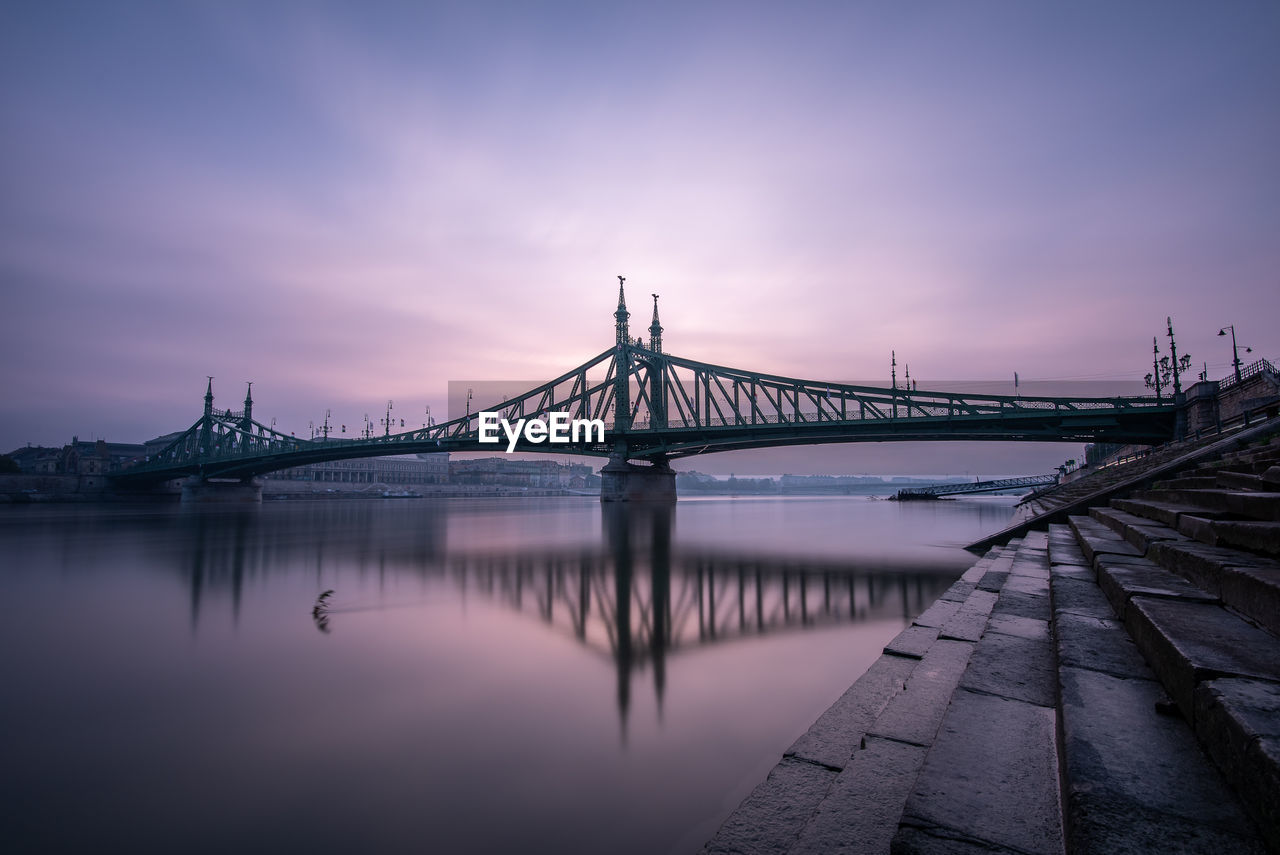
[1048,523,1271,853]
[1086,504,1280,636]
[1048,524,1090,568]
[1093,553,1218,620]
[889,534,1062,854]
[1057,666,1269,853]
[701,545,1019,854]
[1068,514,1143,565]
[1112,497,1234,527]
[1225,446,1280,467]
[1090,506,1191,553]
[1217,470,1268,491]
[1121,595,1280,851]
[1135,488,1280,522]
[1157,475,1220,490]
[1202,459,1276,476]
[1145,540,1280,636]
[1178,517,1280,558]
[1194,679,1280,854]
[789,552,1016,854]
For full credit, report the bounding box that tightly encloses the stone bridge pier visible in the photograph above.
[180,476,263,503]
[600,454,676,502]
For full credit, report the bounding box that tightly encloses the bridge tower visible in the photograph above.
[181,375,263,503]
[649,293,663,354]
[241,382,254,433]
[615,276,631,347]
[199,377,214,453]
[602,278,675,502]
[648,294,668,430]
[613,276,632,431]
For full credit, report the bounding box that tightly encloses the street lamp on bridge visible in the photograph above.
[1217,325,1252,385]
[1165,317,1190,397]
[1144,337,1164,403]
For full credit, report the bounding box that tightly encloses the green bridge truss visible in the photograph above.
[113,285,1175,485]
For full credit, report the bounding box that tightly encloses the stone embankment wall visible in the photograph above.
[0,474,179,503]
[703,421,1280,854]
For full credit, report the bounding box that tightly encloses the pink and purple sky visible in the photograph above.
[2,1,1277,474]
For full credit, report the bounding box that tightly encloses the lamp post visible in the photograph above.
[1166,317,1184,396]
[890,351,897,419]
[1166,317,1192,440]
[1144,337,1163,404]
[1217,325,1252,385]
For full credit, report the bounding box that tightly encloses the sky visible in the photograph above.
[2,1,1277,475]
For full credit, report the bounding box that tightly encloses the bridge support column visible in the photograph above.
[600,455,676,503]
[180,476,263,503]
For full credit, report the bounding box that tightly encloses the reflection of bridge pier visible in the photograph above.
[177,502,449,629]
[649,505,671,715]
[180,475,263,503]
[163,499,953,733]
[604,503,677,730]
[455,508,954,735]
[608,504,634,735]
[182,506,257,629]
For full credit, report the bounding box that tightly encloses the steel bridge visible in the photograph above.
[112,280,1176,487]
[894,474,1060,500]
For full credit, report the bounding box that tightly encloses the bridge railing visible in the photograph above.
[1218,357,1279,391]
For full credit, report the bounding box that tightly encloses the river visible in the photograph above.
[0,494,1016,854]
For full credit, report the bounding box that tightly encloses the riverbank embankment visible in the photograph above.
[702,421,1280,853]
[0,474,598,503]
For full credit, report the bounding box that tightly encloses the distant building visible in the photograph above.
[6,445,63,474]
[449,457,596,488]
[6,437,146,475]
[267,453,449,487]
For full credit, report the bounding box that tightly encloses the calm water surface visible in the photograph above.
[0,495,1015,854]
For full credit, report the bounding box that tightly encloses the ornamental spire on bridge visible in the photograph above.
[199,376,215,456]
[242,382,254,431]
[649,294,663,354]
[615,275,631,347]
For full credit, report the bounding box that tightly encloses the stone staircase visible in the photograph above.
[702,536,1066,854]
[701,427,1280,854]
[1065,432,1280,851]
[973,419,1280,552]
[1019,433,1228,518]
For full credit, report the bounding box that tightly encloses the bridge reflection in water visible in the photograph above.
[173,501,955,732]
